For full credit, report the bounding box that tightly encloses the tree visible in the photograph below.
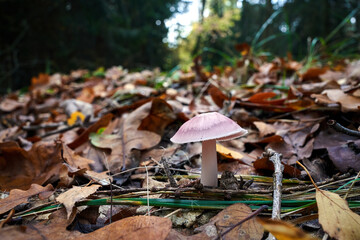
[0,0,183,93]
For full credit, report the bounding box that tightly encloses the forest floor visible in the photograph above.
[1,54,360,239]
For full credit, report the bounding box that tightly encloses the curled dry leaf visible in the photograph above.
[138,98,177,135]
[257,218,319,240]
[76,216,172,240]
[56,184,101,218]
[195,203,264,240]
[0,184,54,215]
[316,189,360,240]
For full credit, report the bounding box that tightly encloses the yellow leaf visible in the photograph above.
[67,111,85,126]
[257,218,319,240]
[316,189,360,240]
[216,143,244,160]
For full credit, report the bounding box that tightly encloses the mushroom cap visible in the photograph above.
[170,112,248,144]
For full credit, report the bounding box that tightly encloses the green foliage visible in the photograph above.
[177,0,360,69]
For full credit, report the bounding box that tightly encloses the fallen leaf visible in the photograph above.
[90,102,161,172]
[322,89,360,112]
[235,42,250,56]
[56,184,101,218]
[299,67,329,81]
[208,85,229,108]
[253,121,276,138]
[0,141,62,191]
[138,98,177,135]
[85,170,112,186]
[67,111,85,126]
[0,208,81,240]
[77,87,95,103]
[327,140,360,172]
[62,143,94,169]
[31,73,49,87]
[216,143,244,161]
[0,98,25,112]
[195,203,264,240]
[0,184,54,214]
[68,113,113,149]
[76,215,172,240]
[248,92,277,104]
[257,218,319,240]
[316,189,360,240]
[253,156,301,178]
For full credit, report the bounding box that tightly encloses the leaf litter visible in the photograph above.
[0,56,360,239]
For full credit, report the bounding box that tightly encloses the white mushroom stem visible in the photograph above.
[201,139,218,187]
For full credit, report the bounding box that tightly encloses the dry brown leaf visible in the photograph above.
[316,189,360,240]
[0,184,54,215]
[327,140,360,172]
[77,87,95,103]
[322,89,360,112]
[257,218,319,240]
[138,98,177,135]
[253,156,301,178]
[195,203,263,240]
[76,215,172,240]
[85,170,112,186]
[253,121,276,137]
[208,85,229,108]
[0,141,62,191]
[56,184,101,218]
[299,67,329,81]
[0,208,81,240]
[62,143,94,169]
[90,101,162,172]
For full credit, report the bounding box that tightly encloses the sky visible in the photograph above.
[165,0,201,45]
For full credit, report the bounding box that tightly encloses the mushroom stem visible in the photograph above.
[201,140,218,187]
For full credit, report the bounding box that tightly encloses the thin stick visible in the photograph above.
[145,164,150,216]
[265,149,284,240]
[216,205,268,240]
[327,119,360,137]
[344,171,360,200]
[40,123,82,138]
[161,157,178,187]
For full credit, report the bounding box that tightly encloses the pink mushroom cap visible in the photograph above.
[170,112,248,144]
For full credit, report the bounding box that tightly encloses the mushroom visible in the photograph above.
[170,112,248,187]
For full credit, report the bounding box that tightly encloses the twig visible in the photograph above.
[145,164,150,216]
[327,119,360,137]
[22,122,65,131]
[161,157,178,187]
[344,171,360,200]
[265,148,283,240]
[215,205,268,240]
[95,187,274,196]
[40,123,82,138]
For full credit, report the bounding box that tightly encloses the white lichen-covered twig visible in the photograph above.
[265,148,284,240]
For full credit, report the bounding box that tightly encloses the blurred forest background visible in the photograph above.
[1,0,359,94]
